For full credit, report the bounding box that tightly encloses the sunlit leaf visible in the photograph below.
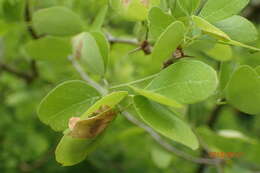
[38,80,100,131]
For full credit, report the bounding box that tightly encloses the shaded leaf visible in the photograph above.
[226,66,260,115]
[25,36,72,62]
[134,96,199,150]
[33,6,84,36]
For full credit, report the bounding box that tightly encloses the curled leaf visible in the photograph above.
[69,105,117,139]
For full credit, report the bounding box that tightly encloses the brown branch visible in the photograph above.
[25,0,40,39]
[196,105,225,173]
[0,63,34,83]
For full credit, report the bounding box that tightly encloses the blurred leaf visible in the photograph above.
[80,32,106,75]
[91,31,110,70]
[152,21,185,70]
[38,80,100,131]
[151,146,172,169]
[226,66,260,115]
[90,5,108,31]
[134,96,199,150]
[25,36,72,62]
[199,0,249,22]
[148,7,174,40]
[214,15,258,43]
[33,6,84,36]
[177,0,201,15]
[110,0,160,21]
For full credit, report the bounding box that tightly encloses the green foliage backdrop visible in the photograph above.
[0,0,260,173]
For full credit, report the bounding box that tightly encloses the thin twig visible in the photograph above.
[122,111,221,165]
[69,56,222,166]
[68,55,108,96]
[106,33,139,46]
[0,62,34,83]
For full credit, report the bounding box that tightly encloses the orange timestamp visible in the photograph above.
[208,152,244,159]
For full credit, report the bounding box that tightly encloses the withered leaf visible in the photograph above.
[69,105,117,139]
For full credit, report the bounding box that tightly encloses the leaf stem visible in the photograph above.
[109,74,158,89]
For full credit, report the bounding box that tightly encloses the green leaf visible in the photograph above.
[214,15,258,43]
[55,133,103,166]
[193,16,260,52]
[110,0,160,21]
[32,6,84,36]
[151,146,172,169]
[226,66,260,115]
[81,32,106,75]
[25,36,72,62]
[143,59,218,104]
[148,7,174,40]
[177,0,201,15]
[90,5,108,31]
[152,21,185,70]
[91,31,110,69]
[199,0,249,22]
[226,40,260,52]
[192,16,230,40]
[81,91,128,119]
[38,80,100,131]
[130,86,183,108]
[255,66,260,75]
[219,61,237,92]
[134,96,199,150]
[206,43,232,61]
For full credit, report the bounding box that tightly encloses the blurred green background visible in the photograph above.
[0,0,260,173]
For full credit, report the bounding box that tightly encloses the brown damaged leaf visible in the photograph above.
[68,105,117,139]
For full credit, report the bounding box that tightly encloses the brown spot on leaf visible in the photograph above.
[69,105,117,139]
[68,117,81,130]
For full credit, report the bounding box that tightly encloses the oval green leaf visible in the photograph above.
[33,6,84,36]
[148,7,174,40]
[214,15,258,43]
[152,21,185,70]
[81,32,106,75]
[146,59,218,104]
[38,80,100,131]
[134,96,199,150]
[226,66,260,115]
[25,36,72,62]
[199,0,249,22]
